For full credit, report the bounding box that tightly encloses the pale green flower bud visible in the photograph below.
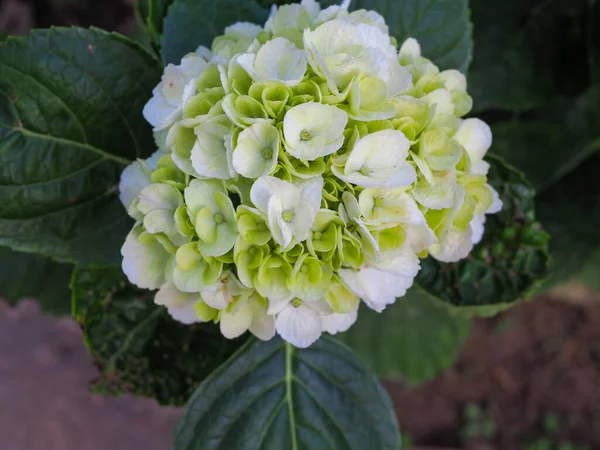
[419,129,463,171]
[184,179,238,256]
[172,242,223,292]
[222,93,272,128]
[248,81,292,119]
[237,205,271,246]
[255,254,293,301]
[289,253,333,301]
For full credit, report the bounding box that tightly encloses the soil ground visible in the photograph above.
[388,289,600,449]
[3,291,600,450]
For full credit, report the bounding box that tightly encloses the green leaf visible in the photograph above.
[338,285,470,383]
[469,0,590,112]
[136,0,174,43]
[536,148,600,284]
[71,266,245,406]
[590,0,600,83]
[490,89,600,191]
[161,0,269,64]
[173,336,400,450]
[578,246,600,292]
[0,28,160,266]
[417,155,550,308]
[0,245,72,315]
[354,0,473,72]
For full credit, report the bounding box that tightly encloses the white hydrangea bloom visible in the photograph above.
[122,1,502,348]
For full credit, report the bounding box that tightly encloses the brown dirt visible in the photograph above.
[388,293,600,449]
[0,300,181,450]
[3,294,600,450]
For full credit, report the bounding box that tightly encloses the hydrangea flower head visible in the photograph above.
[121,0,501,348]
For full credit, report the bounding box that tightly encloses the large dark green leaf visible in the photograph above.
[354,0,473,72]
[0,28,160,266]
[0,245,72,315]
[417,155,550,308]
[71,266,245,406]
[590,0,600,82]
[491,90,600,191]
[161,0,269,64]
[338,286,470,383]
[173,336,400,450]
[536,148,600,284]
[469,0,589,112]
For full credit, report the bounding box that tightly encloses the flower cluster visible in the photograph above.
[119,0,501,348]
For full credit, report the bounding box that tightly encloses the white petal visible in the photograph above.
[454,118,493,161]
[321,310,358,335]
[429,227,474,263]
[399,37,421,61]
[191,122,234,180]
[119,161,149,212]
[201,284,231,310]
[155,282,201,325]
[220,298,253,339]
[267,296,292,315]
[239,38,307,86]
[250,176,299,212]
[299,176,324,216]
[425,88,455,116]
[225,22,263,39]
[338,252,419,313]
[406,224,438,253]
[276,304,322,348]
[487,186,503,214]
[143,91,179,129]
[470,215,486,245]
[249,297,276,341]
[121,228,169,290]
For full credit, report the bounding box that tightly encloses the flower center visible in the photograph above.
[214,213,224,224]
[374,197,385,207]
[300,130,312,141]
[313,231,323,240]
[291,299,302,307]
[282,210,294,222]
[360,166,371,176]
[301,265,309,274]
[262,148,273,160]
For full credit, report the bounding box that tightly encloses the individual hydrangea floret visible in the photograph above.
[121,0,501,348]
